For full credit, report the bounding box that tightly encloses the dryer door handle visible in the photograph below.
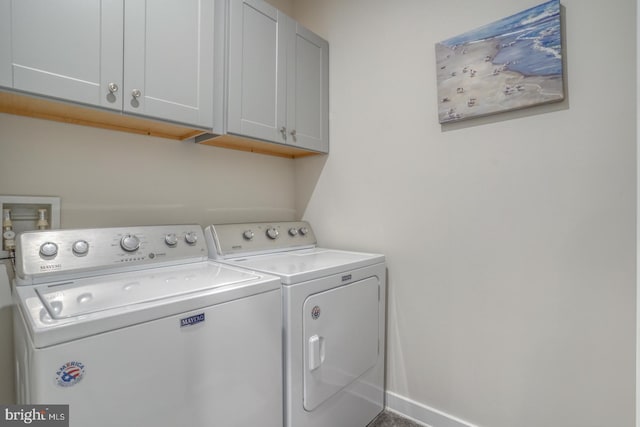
[308,335,325,371]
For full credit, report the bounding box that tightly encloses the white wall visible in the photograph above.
[293,1,637,426]
[0,114,296,227]
[267,0,292,15]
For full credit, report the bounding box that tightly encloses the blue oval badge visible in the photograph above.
[56,361,85,387]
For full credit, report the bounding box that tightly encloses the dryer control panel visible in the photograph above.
[205,221,317,259]
[15,225,208,285]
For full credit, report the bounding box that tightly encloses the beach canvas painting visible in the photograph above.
[435,0,564,123]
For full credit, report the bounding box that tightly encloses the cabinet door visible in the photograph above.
[124,0,214,129]
[0,0,11,88]
[287,22,329,153]
[9,0,123,110]
[227,0,287,144]
[302,277,379,411]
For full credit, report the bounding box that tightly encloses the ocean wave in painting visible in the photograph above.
[440,0,561,76]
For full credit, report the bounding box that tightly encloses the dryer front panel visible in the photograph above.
[302,277,379,411]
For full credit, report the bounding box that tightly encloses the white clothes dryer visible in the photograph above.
[12,225,283,427]
[205,221,386,427]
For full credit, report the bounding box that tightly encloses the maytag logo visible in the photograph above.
[341,274,352,282]
[180,313,205,327]
[39,264,62,272]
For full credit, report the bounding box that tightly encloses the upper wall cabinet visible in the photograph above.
[0,0,12,88]
[123,1,213,127]
[286,22,330,153]
[2,0,213,129]
[216,0,329,154]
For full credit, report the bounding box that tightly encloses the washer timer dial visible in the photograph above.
[266,227,279,239]
[120,234,141,252]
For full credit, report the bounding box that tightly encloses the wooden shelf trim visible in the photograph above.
[0,90,324,159]
[0,91,207,140]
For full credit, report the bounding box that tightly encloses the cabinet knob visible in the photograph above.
[290,129,297,142]
[108,82,119,93]
[131,89,142,99]
[280,126,287,140]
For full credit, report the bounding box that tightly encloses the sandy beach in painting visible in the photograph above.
[436,39,563,123]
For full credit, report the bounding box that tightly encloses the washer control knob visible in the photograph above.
[299,227,309,236]
[288,227,299,236]
[165,233,178,247]
[243,230,255,240]
[184,231,198,245]
[72,240,89,256]
[39,242,58,257]
[266,227,279,240]
[120,234,140,252]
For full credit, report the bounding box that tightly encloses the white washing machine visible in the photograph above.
[205,221,386,427]
[12,225,283,427]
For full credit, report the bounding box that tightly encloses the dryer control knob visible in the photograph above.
[164,233,178,247]
[243,230,255,240]
[72,240,89,256]
[299,227,309,236]
[288,228,299,236]
[184,231,198,245]
[39,242,58,257]
[266,227,279,239]
[120,234,140,252]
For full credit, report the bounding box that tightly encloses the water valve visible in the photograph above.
[37,208,49,230]
[2,209,15,251]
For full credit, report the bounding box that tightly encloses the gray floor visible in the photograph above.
[367,411,423,427]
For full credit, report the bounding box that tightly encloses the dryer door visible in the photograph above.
[302,276,379,411]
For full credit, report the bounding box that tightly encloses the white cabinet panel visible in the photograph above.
[227,0,286,142]
[288,23,329,153]
[10,0,123,110]
[6,0,213,129]
[0,0,12,88]
[124,0,214,127]
[225,0,329,153]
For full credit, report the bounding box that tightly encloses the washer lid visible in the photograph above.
[34,261,260,319]
[16,260,281,348]
[227,248,385,284]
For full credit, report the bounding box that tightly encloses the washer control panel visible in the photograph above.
[15,225,207,284]
[206,221,317,259]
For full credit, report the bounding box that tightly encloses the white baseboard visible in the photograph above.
[385,391,479,427]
